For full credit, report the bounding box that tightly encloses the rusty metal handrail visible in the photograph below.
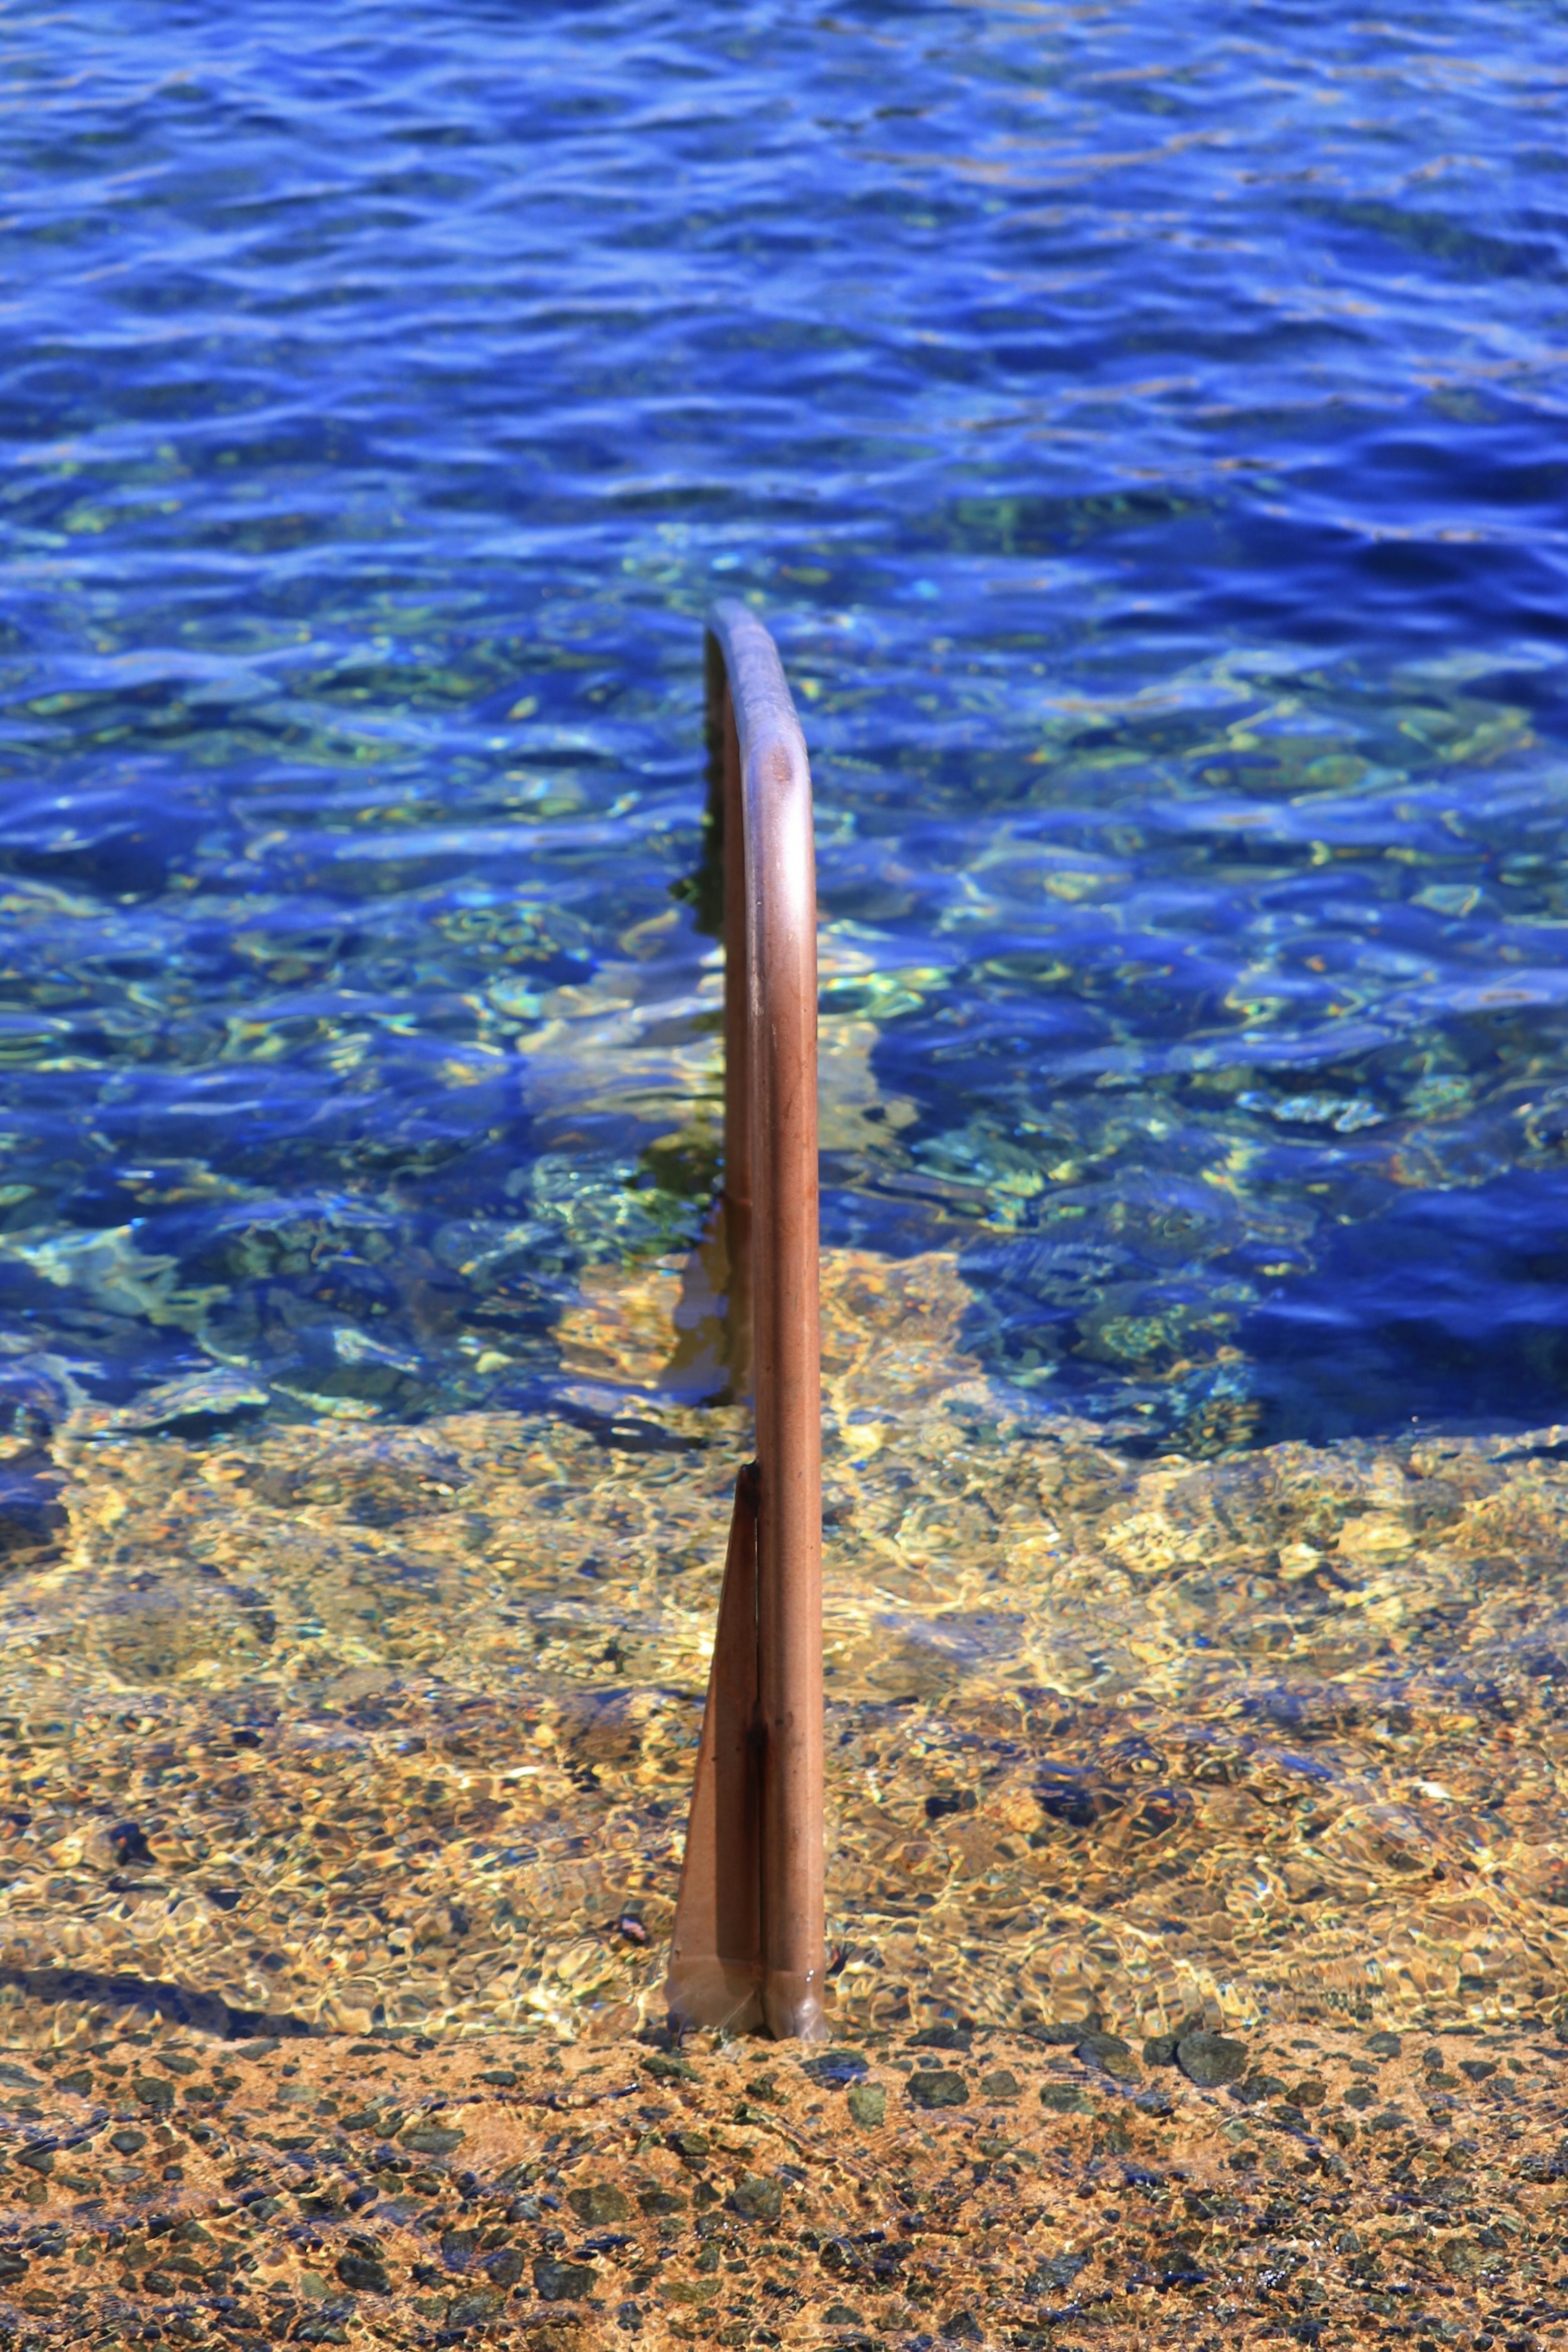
[664,602,825,2044]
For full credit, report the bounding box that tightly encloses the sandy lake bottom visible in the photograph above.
[3,1251,1568,2346]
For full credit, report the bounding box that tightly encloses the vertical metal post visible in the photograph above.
[666,604,824,2043]
[719,665,753,1397]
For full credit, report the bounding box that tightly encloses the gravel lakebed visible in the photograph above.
[2,2012,1568,2349]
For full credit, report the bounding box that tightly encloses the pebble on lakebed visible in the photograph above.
[0,2016,1564,2346]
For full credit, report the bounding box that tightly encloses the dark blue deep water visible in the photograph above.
[4,0,1568,1450]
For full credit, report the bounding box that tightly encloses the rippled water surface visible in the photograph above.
[4,0,1567,1448]
[4,0,1568,2073]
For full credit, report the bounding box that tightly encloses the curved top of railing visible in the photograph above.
[710,597,808,809]
[708,596,810,791]
[666,603,825,2044]
[707,597,815,1224]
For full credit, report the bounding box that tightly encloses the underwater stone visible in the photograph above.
[909,2021,972,2052]
[1077,2032,1140,2081]
[847,2082,886,2128]
[447,2287,503,2325]
[534,2256,597,2301]
[642,2053,697,2082]
[728,2172,784,2221]
[567,2182,630,2224]
[336,2252,390,2292]
[1176,2031,1247,2088]
[1030,2252,1087,2293]
[908,2070,967,2110]
[801,2049,869,2088]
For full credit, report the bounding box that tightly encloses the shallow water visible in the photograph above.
[3,0,1568,2084]
[6,0,1568,1450]
[8,1256,1568,2059]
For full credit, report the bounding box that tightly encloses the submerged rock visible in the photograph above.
[1177,2031,1248,2089]
[1078,2032,1141,2081]
[908,2070,968,2110]
[847,2081,886,2128]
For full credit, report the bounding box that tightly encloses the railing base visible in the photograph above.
[664,1464,827,2043]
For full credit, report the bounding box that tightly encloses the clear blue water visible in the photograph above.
[4,0,1568,1451]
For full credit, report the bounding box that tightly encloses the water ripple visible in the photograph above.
[0,0,1566,1447]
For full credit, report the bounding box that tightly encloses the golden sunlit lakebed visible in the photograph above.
[4,1257,1568,2342]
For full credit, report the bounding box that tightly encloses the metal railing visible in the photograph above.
[664,602,825,2044]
